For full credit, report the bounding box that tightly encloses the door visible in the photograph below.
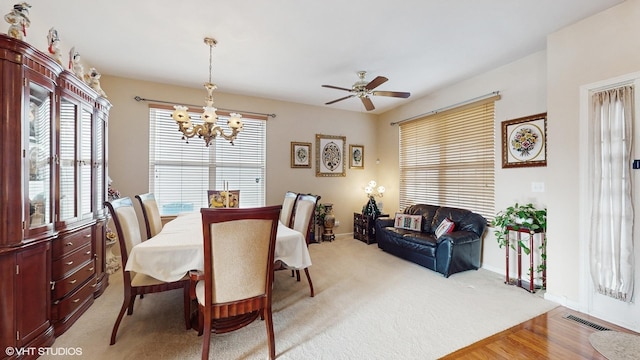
[581,75,640,331]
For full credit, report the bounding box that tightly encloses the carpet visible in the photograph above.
[43,235,557,360]
[589,331,640,360]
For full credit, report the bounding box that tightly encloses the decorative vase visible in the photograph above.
[322,203,336,241]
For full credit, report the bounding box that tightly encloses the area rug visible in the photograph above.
[589,331,640,360]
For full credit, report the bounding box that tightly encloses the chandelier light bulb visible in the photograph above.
[368,180,377,188]
[377,186,385,195]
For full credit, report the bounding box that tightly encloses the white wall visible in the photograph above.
[378,50,548,275]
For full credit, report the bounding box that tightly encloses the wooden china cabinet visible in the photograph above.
[0,34,111,357]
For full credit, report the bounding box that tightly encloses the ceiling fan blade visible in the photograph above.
[325,94,355,105]
[372,90,411,98]
[365,76,388,90]
[322,84,353,92]
[361,97,375,111]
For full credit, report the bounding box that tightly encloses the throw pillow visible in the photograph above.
[435,218,455,238]
[394,213,422,231]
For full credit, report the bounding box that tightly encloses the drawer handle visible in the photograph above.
[66,242,74,246]
[65,261,74,265]
[72,298,80,303]
[85,250,91,255]
[69,279,77,284]
[91,283,97,288]
[84,234,91,238]
[88,267,94,272]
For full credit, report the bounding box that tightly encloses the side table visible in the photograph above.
[353,213,388,245]
[505,225,546,293]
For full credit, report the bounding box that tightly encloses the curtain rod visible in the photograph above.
[133,96,277,118]
[390,91,500,126]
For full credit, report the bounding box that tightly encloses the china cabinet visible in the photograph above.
[0,34,111,356]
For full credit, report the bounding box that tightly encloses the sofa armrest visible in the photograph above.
[375,217,395,229]
[438,230,480,245]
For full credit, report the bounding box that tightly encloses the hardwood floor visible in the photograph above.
[441,306,639,359]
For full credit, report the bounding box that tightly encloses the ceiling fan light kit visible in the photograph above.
[322,71,410,111]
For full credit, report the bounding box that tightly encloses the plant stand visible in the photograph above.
[505,225,546,293]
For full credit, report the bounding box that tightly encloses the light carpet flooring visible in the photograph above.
[44,235,558,359]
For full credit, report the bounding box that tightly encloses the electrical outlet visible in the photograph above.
[334,220,340,227]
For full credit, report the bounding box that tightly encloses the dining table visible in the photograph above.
[124,212,312,283]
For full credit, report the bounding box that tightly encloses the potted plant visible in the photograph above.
[491,202,547,275]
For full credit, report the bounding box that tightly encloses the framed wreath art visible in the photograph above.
[502,113,547,168]
[291,142,311,168]
[316,134,346,177]
[349,144,364,169]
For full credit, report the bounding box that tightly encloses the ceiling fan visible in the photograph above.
[322,71,410,111]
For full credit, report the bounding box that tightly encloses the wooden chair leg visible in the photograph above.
[295,269,301,281]
[265,306,276,360]
[303,267,314,297]
[201,316,212,360]
[110,295,130,345]
[127,293,137,315]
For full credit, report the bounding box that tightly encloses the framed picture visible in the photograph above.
[502,112,547,168]
[291,142,311,168]
[316,134,346,177]
[207,190,240,208]
[349,144,364,169]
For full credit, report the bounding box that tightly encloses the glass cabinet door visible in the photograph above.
[94,113,105,212]
[79,108,93,217]
[27,82,52,229]
[58,98,76,222]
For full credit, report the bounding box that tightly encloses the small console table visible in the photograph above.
[353,213,388,245]
[505,225,546,293]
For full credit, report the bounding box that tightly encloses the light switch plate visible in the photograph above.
[531,182,545,192]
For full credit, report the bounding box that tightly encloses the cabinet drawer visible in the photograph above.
[52,243,93,280]
[52,227,92,260]
[52,259,96,300]
[51,275,97,321]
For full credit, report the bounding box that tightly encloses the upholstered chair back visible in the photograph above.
[108,197,143,260]
[291,194,320,242]
[280,191,298,226]
[135,193,163,239]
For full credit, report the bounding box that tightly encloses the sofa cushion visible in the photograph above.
[435,218,455,238]
[394,213,422,231]
[404,204,440,233]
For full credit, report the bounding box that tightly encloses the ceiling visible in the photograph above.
[24,0,623,114]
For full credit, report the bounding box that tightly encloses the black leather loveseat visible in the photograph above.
[375,204,486,277]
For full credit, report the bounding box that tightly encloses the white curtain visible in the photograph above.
[589,85,634,302]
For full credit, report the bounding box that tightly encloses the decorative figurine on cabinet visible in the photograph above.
[47,27,63,66]
[86,67,107,98]
[4,2,31,40]
[68,46,85,80]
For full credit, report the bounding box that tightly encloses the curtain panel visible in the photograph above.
[589,85,634,302]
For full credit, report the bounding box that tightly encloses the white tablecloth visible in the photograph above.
[125,212,312,282]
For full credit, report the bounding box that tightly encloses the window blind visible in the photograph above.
[148,105,266,215]
[399,98,496,221]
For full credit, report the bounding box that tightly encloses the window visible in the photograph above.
[399,97,497,220]
[148,105,266,215]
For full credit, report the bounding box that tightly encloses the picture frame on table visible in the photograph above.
[502,113,547,168]
[349,144,364,169]
[291,142,312,168]
[315,134,346,177]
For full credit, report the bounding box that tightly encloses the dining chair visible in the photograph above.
[289,193,321,297]
[134,192,163,239]
[191,205,282,360]
[280,191,298,226]
[105,197,190,345]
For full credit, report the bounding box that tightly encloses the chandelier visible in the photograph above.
[172,37,243,146]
